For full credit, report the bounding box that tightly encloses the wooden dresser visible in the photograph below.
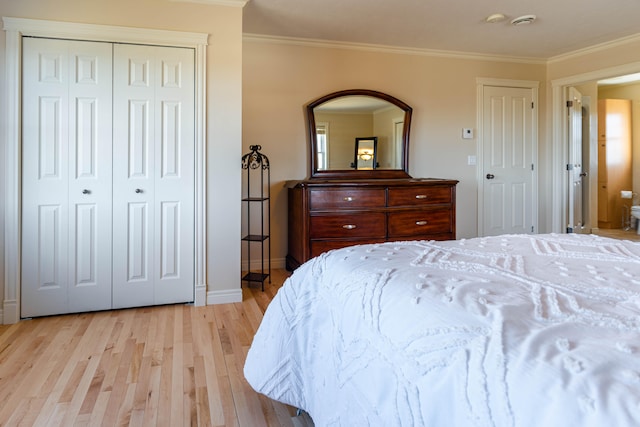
[286,178,458,270]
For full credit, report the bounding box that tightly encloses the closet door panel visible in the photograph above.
[154,47,195,305]
[22,38,113,317]
[112,44,194,308]
[22,38,70,317]
[68,40,113,312]
[112,45,156,308]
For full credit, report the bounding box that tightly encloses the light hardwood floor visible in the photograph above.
[0,270,298,427]
[592,227,640,242]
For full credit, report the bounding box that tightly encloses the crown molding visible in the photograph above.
[551,61,640,87]
[245,31,640,66]
[243,33,546,65]
[2,17,208,45]
[170,0,248,6]
[548,32,640,64]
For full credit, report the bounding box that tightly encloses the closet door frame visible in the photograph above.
[2,17,208,324]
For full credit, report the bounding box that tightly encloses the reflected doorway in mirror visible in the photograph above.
[351,137,378,170]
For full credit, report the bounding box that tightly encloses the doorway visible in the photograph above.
[552,65,640,235]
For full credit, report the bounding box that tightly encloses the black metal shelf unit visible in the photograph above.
[241,145,271,290]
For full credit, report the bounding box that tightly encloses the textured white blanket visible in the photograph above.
[244,234,640,426]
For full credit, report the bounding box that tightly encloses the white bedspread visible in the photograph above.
[244,234,640,426]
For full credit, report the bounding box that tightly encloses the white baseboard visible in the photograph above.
[2,300,18,324]
[206,288,243,305]
[207,256,286,305]
[194,284,207,306]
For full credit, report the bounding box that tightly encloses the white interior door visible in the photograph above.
[112,44,195,308]
[567,87,585,233]
[482,86,535,236]
[22,38,113,317]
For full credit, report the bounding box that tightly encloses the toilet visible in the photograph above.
[632,206,640,234]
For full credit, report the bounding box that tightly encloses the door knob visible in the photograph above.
[135,188,143,194]
[486,174,495,180]
[82,189,91,194]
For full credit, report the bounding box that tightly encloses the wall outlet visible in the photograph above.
[462,128,474,139]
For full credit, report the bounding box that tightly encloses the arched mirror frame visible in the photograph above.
[307,89,412,179]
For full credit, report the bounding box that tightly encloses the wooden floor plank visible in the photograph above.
[0,269,300,426]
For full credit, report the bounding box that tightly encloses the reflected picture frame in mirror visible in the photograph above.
[307,89,412,179]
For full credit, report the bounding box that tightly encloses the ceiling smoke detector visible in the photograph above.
[486,13,506,23]
[511,15,537,26]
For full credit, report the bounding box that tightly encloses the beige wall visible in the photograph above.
[0,0,243,313]
[373,107,402,169]
[243,39,548,265]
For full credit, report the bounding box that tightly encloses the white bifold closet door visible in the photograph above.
[21,38,195,317]
[112,44,194,309]
[22,38,114,317]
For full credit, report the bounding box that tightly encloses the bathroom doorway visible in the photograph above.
[554,67,640,237]
[569,75,639,235]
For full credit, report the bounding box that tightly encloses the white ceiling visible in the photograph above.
[242,0,640,60]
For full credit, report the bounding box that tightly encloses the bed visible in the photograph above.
[244,233,640,426]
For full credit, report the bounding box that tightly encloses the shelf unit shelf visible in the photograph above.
[242,234,269,242]
[241,272,270,283]
[241,145,271,291]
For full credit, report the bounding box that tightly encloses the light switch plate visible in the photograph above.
[462,128,474,139]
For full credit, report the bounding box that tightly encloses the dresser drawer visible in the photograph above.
[388,186,451,206]
[310,213,386,238]
[388,209,452,237]
[310,238,385,258]
[309,188,386,210]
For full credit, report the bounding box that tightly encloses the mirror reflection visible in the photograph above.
[313,96,404,171]
[307,89,412,179]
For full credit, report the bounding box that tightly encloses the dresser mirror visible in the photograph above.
[307,89,412,179]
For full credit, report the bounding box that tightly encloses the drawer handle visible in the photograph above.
[415,220,428,226]
[342,224,357,230]
[415,194,428,199]
[343,196,354,202]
